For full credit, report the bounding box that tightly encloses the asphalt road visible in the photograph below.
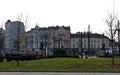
[0,72,120,75]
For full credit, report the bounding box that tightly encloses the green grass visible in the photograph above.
[0,58,120,71]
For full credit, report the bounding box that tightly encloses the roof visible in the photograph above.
[71,32,109,39]
[29,26,70,32]
[40,27,49,31]
[5,19,11,24]
[0,28,4,31]
[48,26,70,31]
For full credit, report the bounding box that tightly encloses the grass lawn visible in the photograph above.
[0,58,120,71]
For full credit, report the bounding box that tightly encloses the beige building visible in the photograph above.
[71,32,109,55]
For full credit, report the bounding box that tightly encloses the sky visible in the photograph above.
[0,0,120,34]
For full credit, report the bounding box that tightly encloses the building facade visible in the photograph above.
[25,25,70,55]
[4,20,25,54]
[49,26,71,49]
[25,25,50,55]
[26,25,41,50]
[0,28,4,55]
[71,32,109,55]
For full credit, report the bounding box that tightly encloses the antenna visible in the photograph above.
[88,24,90,32]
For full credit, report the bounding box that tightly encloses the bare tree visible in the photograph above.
[16,14,22,67]
[105,13,117,65]
[16,13,29,67]
[18,13,29,52]
[76,33,83,58]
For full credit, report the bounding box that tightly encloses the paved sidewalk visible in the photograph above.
[0,72,120,75]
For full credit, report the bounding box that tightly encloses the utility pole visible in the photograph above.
[88,25,90,57]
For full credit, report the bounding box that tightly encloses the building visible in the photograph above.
[48,26,71,55]
[4,20,25,54]
[26,25,41,50]
[0,28,4,55]
[40,27,50,55]
[25,25,50,55]
[25,25,71,55]
[49,26,71,49]
[71,32,109,56]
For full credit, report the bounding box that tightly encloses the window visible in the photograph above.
[84,44,86,48]
[73,44,75,48]
[106,45,108,48]
[94,39,96,43]
[65,33,68,39]
[91,45,93,48]
[98,45,99,48]
[73,39,75,43]
[94,45,96,48]
[98,40,99,43]
[79,39,81,42]
[106,40,108,43]
[84,39,86,43]
[91,39,93,43]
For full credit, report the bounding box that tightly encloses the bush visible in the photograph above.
[5,54,21,61]
[67,55,79,58]
[0,55,4,62]
[37,55,47,59]
[47,55,55,58]
[20,54,36,60]
[53,48,68,57]
[5,54,37,61]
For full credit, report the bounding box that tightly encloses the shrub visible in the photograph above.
[0,55,4,62]
[53,48,68,57]
[5,54,37,61]
[20,54,36,60]
[5,54,21,61]
[67,55,79,58]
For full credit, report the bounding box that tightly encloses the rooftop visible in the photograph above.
[71,32,109,39]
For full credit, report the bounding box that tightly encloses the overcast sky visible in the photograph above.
[0,0,120,33]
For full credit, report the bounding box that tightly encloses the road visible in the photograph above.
[0,72,120,75]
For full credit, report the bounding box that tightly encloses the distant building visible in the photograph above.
[48,26,71,55]
[71,32,109,55]
[49,26,71,49]
[4,20,25,54]
[25,25,71,55]
[0,28,5,55]
[40,27,50,55]
[25,25,50,55]
[26,25,41,50]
